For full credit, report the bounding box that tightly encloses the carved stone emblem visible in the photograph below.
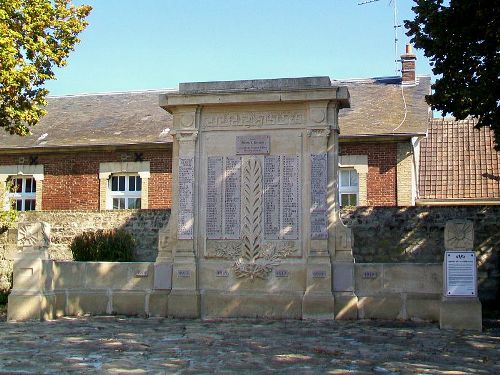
[17,222,50,249]
[444,219,474,250]
[215,157,295,279]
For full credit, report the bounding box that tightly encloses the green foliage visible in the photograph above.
[0,182,17,233]
[0,0,91,135]
[405,0,500,149]
[70,229,136,262]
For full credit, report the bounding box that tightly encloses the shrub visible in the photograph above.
[70,229,135,262]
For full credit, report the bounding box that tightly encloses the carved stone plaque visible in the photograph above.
[310,153,328,239]
[17,222,51,249]
[445,251,477,297]
[224,156,241,239]
[281,155,300,240]
[206,156,223,239]
[178,158,194,239]
[263,155,281,239]
[236,135,270,155]
[444,220,474,250]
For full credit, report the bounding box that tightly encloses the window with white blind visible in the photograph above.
[7,176,37,211]
[109,174,142,209]
[339,169,359,206]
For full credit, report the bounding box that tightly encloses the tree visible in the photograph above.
[0,181,16,233]
[405,0,500,148]
[0,0,91,135]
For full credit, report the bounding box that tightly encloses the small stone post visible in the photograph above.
[439,219,482,331]
[7,222,55,321]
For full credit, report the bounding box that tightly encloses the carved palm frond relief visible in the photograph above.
[241,157,262,262]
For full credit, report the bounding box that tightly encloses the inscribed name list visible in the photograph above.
[206,156,223,239]
[310,153,328,239]
[281,155,300,240]
[263,155,281,239]
[224,157,241,239]
[178,158,194,239]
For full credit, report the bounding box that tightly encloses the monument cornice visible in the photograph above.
[160,87,350,111]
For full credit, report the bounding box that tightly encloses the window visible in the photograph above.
[339,169,358,206]
[7,176,37,211]
[109,174,142,209]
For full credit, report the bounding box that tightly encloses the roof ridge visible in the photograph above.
[47,88,177,98]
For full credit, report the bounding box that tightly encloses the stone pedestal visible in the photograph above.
[440,297,482,331]
[439,220,482,331]
[8,222,54,321]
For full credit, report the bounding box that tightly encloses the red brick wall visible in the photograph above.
[0,149,172,210]
[340,142,397,206]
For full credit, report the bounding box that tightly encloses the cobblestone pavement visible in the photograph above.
[0,315,499,374]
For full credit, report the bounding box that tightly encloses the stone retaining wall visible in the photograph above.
[1,210,170,293]
[1,206,498,307]
[341,206,499,305]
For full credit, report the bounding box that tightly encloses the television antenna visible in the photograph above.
[358,0,402,73]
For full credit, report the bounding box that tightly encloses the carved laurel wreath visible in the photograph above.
[215,158,294,279]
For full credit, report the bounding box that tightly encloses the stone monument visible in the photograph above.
[156,77,355,319]
[440,219,482,331]
[8,222,54,321]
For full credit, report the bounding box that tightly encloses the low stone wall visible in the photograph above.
[355,263,441,321]
[8,260,442,322]
[0,210,170,293]
[341,206,499,305]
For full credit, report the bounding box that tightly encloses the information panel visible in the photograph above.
[224,156,242,239]
[445,251,477,297]
[310,153,328,239]
[178,158,194,239]
[206,156,223,239]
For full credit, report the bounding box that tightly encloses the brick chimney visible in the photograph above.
[401,44,416,85]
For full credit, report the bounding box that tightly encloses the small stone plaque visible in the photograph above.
[312,270,327,278]
[445,251,477,297]
[177,269,191,278]
[216,269,229,277]
[362,271,378,279]
[135,270,148,278]
[275,269,289,278]
[236,135,270,155]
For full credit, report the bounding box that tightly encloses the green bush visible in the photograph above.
[70,229,135,262]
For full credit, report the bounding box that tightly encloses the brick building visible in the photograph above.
[0,91,174,211]
[1,49,432,211]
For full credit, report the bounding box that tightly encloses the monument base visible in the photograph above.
[440,297,482,331]
[201,291,303,319]
[333,292,358,320]
[167,290,200,318]
[302,292,335,320]
[8,291,55,321]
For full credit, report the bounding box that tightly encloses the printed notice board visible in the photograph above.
[444,251,477,297]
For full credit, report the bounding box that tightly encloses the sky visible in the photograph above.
[45,0,434,96]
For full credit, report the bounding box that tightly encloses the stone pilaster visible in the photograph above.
[396,142,413,206]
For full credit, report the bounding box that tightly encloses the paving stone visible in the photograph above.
[0,316,499,374]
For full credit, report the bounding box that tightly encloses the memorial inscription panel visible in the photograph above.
[310,153,328,239]
[263,155,281,239]
[206,156,223,239]
[281,155,300,240]
[178,158,194,239]
[224,157,242,239]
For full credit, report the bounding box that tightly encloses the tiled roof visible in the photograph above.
[0,76,430,150]
[419,118,500,200]
[0,90,173,150]
[336,76,431,137]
